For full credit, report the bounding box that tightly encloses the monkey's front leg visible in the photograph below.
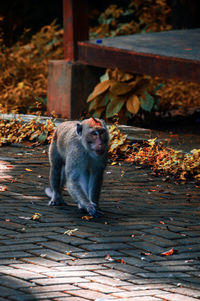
[88,170,104,217]
[67,176,99,217]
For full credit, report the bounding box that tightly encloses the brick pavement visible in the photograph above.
[0,143,200,301]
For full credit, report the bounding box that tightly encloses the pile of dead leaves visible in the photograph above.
[0,117,55,146]
[0,20,63,114]
[109,124,200,183]
[131,139,200,182]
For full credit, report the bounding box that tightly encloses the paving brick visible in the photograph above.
[63,288,110,300]
[42,270,97,278]
[21,283,79,293]
[72,250,123,259]
[0,244,42,252]
[1,237,48,245]
[21,256,64,267]
[0,275,34,288]
[0,285,26,297]
[77,281,124,293]
[55,297,87,301]
[155,293,199,301]
[118,297,163,301]
[136,271,190,278]
[103,262,146,274]
[89,236,134,243]
[85,275,133,287]
[163,287,200,298]
[55,264,106,271]
[1,268,43,280]
[10,263,57,273]
[39,241,83,254]
[11,292,69,300]
[32,277,89,285]
[29,248,73,261]
[112,289,169,298]
[79,242,133,251]
[0,251,32,259]
[93,269,135,280]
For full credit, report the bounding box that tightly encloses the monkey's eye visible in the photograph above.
[91,131,98,136]
[99,129,106,135]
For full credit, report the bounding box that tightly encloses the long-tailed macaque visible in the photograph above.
[45,118,109,217]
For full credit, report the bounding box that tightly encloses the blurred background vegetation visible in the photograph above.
[0,0,199,127]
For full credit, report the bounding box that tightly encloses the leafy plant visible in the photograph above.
[87,68,161,122]
[89,0,172,39]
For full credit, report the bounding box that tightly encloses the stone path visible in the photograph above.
[0,143,200,301]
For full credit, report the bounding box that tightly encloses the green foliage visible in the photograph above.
[140,91,155,112]
[87,68,162,122]
[90,0,172,39]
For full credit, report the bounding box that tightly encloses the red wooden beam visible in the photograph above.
[63,0,88,61]
[77,42,200,83]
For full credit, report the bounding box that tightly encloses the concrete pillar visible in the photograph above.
[47,60,104,119]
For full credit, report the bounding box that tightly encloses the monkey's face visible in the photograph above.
[77,118,109,158]
[86,127,109,157]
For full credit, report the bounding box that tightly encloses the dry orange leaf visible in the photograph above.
[31,213,41,220]
[124,157,134,163]
[105,254,114,261]
[110,81,133,96]
[161,248,177,256]
[0,185,7,192]
[126,94,140,115]
[81,215,93,220]
[87,80,111,102]
[116,258,126,264]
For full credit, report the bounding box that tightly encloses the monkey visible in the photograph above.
[45,117,109,217]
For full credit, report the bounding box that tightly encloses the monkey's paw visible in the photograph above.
[48,199,67,206]
[83,202,104,218]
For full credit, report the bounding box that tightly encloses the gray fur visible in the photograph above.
[45,119,109,217]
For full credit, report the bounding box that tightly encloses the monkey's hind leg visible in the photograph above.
[46,165,67,206]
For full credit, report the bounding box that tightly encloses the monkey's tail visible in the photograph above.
[45,187,53,198]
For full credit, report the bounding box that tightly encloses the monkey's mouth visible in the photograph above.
[95,149,105,156]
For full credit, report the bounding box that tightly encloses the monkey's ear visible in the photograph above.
[77,123,82,136]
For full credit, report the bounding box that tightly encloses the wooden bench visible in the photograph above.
[47,0,200,119]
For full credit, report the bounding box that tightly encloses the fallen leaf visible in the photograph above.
[81,215,93,220]
[64,228,78,236]
[25,168,32,172]
[116,258,126,264]
[0,186,7,192]
[31,213,41,220]
[161,248,178,256]
[105,254,114,261]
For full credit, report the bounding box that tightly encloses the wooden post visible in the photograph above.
[63,0,88,61]
[47,61,104,119]
[47,0,94,119]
